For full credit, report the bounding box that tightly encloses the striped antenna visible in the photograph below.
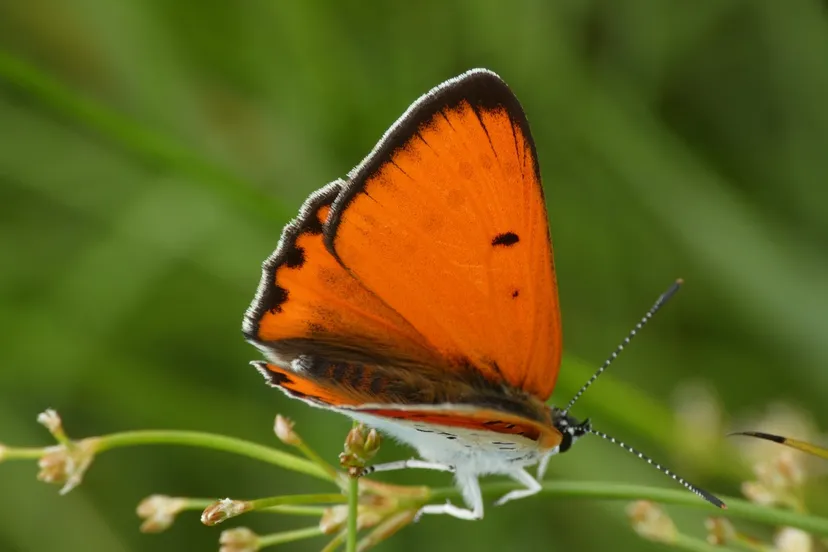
[586,424,726,509]
[562,279,684,416]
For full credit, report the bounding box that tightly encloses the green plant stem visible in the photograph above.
[0,49,287,222]
[347,475,359,552]
[177,498,215,511]
[321,530,347,552]
[264,505,329,516]
[428,481,828,537]
[257,526,325,549]
[296,440,341,480]
[161,498,326,517]
[0,446,45,460]
[357,510,417,551]
[94,430,332,481]
[249,493,346,510]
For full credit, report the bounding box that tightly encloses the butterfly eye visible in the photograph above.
[558,431,574,453]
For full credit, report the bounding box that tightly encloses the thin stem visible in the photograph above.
[94,430,333,481]
[356,510,418,551]
[345,419,362,552]
[347,475,359,552]
[296,440,341,480]
[263,505,329,516]
[321,530,347,552]
[249,494,346,510]
[177,498,215,511]
[426,481,828,538]
[257,526,325,549]
[186,498,329,516]
[0,446,46,460]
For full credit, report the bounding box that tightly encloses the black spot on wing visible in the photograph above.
[301,357,372,393]
[330,362,348,383]
[283,243,306,268]
[303,214,324,236]
[511,289,520,298]
[347,364,366,388]
[243,182,340,342]
[267,286,289,314]
[370,373,384,395]
[267,370,292,386]
[492,232,520,246]
[255,362,293,387]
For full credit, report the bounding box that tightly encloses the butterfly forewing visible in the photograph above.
[244,183,443,369]
[326,69,561,400]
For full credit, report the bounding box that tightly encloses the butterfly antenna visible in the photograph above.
[562,279,684,416]
[585,424,726,508]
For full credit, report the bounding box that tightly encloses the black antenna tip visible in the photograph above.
[728,431,787,444]
[699,489,727,509]
[660,279,683,302]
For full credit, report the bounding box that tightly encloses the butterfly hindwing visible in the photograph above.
[255,361,561,448]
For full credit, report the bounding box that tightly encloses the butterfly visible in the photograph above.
[243,68,725,520]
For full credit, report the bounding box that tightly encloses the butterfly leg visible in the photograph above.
[536,448,558,480]
[360,459,455,475]
[415,472,483,521]
[493,468,542,506]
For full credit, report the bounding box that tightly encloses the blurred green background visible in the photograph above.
[2,1,828,551]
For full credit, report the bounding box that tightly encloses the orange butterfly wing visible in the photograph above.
[326,69,562,400]
[255,361,562,449]
[243,182,443,369]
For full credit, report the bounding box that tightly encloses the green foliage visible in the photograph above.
[2,1,828,550]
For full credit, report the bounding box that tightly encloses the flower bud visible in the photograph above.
[364,429,381,459]
[705,517,735,545]
[274,415,301,446]
[36,438,98,494]
[341,425,382,472]
[201,498,251,526]
[136,495,188,533]
[626,501,676,544]
[37,409,62,434]
[774,527,812,552]
[219,526,259,552]
[741,481,776,506]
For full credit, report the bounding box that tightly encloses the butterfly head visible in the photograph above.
[549,407,589,453]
